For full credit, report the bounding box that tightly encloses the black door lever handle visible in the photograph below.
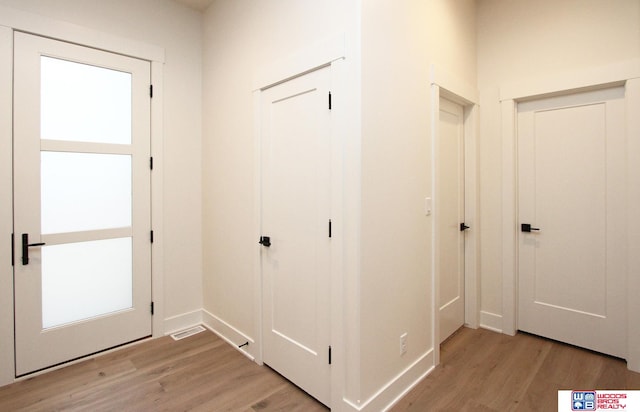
[521,223,540,233]
[22,233,46,265]
[460,223,470,231]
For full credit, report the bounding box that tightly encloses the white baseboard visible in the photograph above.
[342,349,435,412]
[201,309,256,362]
[480,310,503,333]
[163,309,202,336]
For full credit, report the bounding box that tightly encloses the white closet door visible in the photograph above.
[438,97,466,343]
[518,86,626,358]
[260,66,332,406]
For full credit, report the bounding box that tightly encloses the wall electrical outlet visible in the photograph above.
[400,332,408,356]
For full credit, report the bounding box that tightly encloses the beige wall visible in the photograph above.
[477,0,640,325]
[359,0,476,400]
[201,0,355,341]
[0,0,204,328]
[201,3,360,407]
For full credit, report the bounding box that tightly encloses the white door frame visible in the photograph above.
[252,34,347,409]
[430,66,480,364]
[0,5,165,386]
[0,24,14,388]
[500,59,640,371]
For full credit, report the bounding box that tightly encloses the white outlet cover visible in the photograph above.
[400,332,408,355]
[424,197,432,216]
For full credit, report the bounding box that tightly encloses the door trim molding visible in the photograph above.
[0,25,14,387]
[626,77,640,372]
[150,61,165,339]
[500,59,640,371]
[252,33,345,91]
[430,66,480,366]
[0,8,165,386]
[500,58,640,102]
[0,5,164,63]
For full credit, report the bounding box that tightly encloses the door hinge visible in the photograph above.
[10,233,14,267]
[150,301,155,315]
[329,219,332,238]
[150,157,154,170]
[150,84,153,98]
[328,345,332,365]
[150,230,154,243]
[328,91,332,110]
[259,236,271,247]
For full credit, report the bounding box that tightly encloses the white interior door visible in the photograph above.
[13,33,152,375]
[437,97,466,343]
[260,66,331,406]
[518,86,626,358]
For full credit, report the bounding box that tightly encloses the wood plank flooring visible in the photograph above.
[0,329,328,411]
[1,327,638,411]
[392,327,640,411]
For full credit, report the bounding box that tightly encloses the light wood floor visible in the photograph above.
[1,327,638,411]
[392,327,640,411]
[0,329,328,411]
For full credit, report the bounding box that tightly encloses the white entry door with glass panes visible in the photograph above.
[13,33,152,376]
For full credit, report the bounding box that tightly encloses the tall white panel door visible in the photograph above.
[260,66,331,406]
[13,33,152,375]
[518,86,626,358]
[438,97,466,343]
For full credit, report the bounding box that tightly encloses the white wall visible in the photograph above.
[477,0,640,329]
[0,0,203,338]
[359,0,476,405]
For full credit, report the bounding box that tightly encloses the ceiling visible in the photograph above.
[174,0,215,12]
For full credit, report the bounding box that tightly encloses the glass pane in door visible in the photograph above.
[40,152,132,234]
[40,56,131,144]
[41,237,132,329]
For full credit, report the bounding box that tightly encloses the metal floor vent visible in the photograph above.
[170,325,206,341]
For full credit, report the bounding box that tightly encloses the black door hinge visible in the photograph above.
[150,84,153,98]
[150,301,155,315]
[150,157,154,170]
[259,236,271,247]
[329,220,332,238]
[10,233,14,267]
[328,346,332,365]
[328,92,332,110]
[150,230,154,243]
